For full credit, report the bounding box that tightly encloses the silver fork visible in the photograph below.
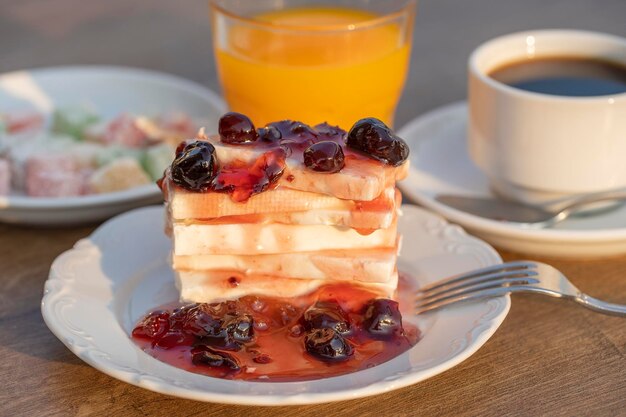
[415,261,626,316]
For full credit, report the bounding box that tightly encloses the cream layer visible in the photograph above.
[176,269,398,303]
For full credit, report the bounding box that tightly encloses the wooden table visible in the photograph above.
[1,1,625,415]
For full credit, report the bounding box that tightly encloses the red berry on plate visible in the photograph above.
[154,330,194,349]
[132,310,170,341]
[362,298,403,339]
[181,304,222,337]
[222,313,255,344]
[304,328,353,362]
[302,301,350,334]
[253,353,272,364]
[191,345,240,370]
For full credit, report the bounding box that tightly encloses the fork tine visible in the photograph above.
[415,285,537,315]
[415,277,540,308]
[415,269,539,300]
[417,261,537,292]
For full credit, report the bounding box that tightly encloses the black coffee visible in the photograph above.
[488,56,626,97]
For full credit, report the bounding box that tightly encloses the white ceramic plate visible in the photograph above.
[42,204,509,405]
[398,102,626,258]
[0,66,226,225]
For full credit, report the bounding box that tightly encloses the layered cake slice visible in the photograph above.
[133,113,418,380]
[159,113,409,303]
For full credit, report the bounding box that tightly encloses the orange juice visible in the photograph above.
[213,7,412,128]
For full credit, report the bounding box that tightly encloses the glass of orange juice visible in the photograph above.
[209,0,416,128]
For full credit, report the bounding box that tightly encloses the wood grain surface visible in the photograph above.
[1,1,625,416]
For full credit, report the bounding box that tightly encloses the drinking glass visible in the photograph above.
[209,0,416,128]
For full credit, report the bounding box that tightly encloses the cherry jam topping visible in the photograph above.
[303,141,345,173]
[268,120,318,145]
[346,118,409,167]
[304,328,353,362]
[302,301,351,334]
[191,345,241,370]
[169,142,286,200]
[257,125,282,143]
[219,112,259,144]
[211,149,286,202]
[132,310,170,340]
[362,299,403,339]
[314,122,347,140]
[170,141,218,190]
[167,114,408,200]
[132,280,420,381]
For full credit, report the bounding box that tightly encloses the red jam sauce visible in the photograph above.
[132,278,420,382]
[211,149,287,202]
[158,117,400,203]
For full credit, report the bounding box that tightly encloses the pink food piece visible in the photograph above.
[157,113,197,137]
[0,159,10,195]
[25,154,84,197]
[4,112,44,134]
[79,168,95,195]
[101,114,148,148]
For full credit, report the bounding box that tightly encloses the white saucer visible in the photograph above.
[398,101,626,258]
[0,66,226,225]
[42,204,509,405]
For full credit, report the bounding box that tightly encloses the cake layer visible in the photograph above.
[171,206,397,230]
[173,246,398,283]
[172,220,398,255]
[168,187,400,229]
[168,184,397,221]
[176,269,398,303]
[207,135,409,201]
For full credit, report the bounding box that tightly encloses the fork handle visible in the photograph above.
[576,294,626,316]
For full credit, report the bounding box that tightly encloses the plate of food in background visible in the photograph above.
[0,66,225,225]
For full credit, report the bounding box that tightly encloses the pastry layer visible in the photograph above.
[173,246,398,283]
[171,207,397,230]
[206,135,409,201]
[172,219,397,256]
[176,269,398,303]
[168,184,397,221]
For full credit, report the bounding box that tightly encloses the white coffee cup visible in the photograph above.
[468,30,626,205]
